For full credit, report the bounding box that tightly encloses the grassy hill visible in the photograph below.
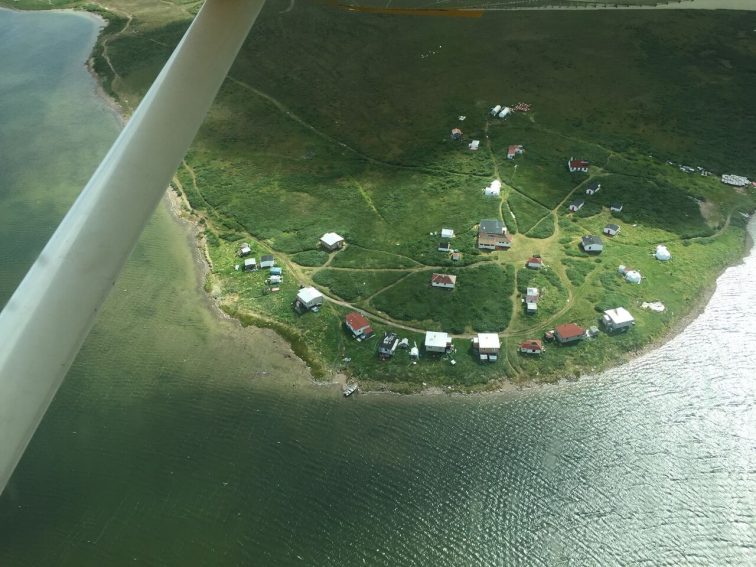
[4,0,756,390]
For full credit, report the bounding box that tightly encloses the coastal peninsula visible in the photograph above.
[5,0,756,392]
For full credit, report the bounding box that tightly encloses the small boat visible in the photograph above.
[343,383,359,397]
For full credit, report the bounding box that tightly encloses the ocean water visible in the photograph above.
[0,8,753,566]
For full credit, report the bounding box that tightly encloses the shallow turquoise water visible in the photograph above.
[0,8,753,566]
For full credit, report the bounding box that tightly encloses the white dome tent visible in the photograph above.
[655,244,671,261]
[625,270,642,284]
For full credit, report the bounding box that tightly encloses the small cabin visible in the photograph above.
[507,144,524,160]
[431,273,457,289]
[345,311,374,339]
[438,242,451,253]
[568,158,589,173]
[519,339,543,355]
[267,274,282,285]
[270,267,282,276]
[568,199,585,212]
[425,331,452,353]
[603,223,620,236]
[320,232,344,251]
[484,179,501,197]
[602,307,635,332]
[473,333,500,362]
[441,228,455,239]
[525,287,539,315]
[554,323,585,344]
[239,243,252,257]
[490,104,502,117]
[451,128,463,140]
[260,255,275,269]
[526,257,543,270]
[295,287,324,311]
[581,235,604,253]
[469,140,480,151]
[243,258,257,271]
[610,202,623,213]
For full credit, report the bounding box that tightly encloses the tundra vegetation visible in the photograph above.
[4,0,756,391]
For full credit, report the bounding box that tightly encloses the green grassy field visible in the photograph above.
[5,0,756,389]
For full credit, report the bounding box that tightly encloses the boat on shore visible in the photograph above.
[343,383,359,397]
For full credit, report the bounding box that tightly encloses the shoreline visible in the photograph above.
[32,2,755,397]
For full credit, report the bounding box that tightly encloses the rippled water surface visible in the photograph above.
[0,8,754,566]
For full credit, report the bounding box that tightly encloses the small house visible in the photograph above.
[526,257,543,270]
[260,255,275,269]
[473,333,500,362]
[451,252,462,261]
[484,179,501,197]
[624,270,642,284]
[568,158,590,173]
[554,323,586,344]
[295,287,324,311]
[451,128,463,140]
[469,140,480,151]
[345,311,374,339]
[490,104,502,116]
[431,273,457,289]
[519,339,543,355]
[438,242,451,252]
[478,219,511,250]
[441,228,455,239]
[498,107,512,118]
[585,181,601,195]
[270,267,282,276]
[425,331,452,353]
[239,243,252,257]
[603,223,620,236]
[610,202,623,213]
[581,235,604,253]
[525,287,539,314]
[320,232,344,251]
[243,258,257,271]
[655,245,671,261]
[568,199,585,212]
[267,274,282,285]
[378,332,399,358]
[602,307,635,332]
[507,144,524,160]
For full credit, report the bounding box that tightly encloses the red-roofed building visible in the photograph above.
[431,273,457,289]
[554,323,586,344]
[519,339,543,354]
[526,257,543,269]
[568,158,590,173]
[507,144,524,159]
[345,312,374,339]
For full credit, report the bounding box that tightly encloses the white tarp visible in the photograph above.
[625,270,642,284]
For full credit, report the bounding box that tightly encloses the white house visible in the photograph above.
[431,273,457,289]
[295,287,324,310]
[320,232,344,251]
[473,333,500,362]
[441,228,455,239]
[425,331,452,353]
[260,255,275,269]
[603,223,620,236]
[267,274,282,285]
[655,245,671,261]
[602,307,635,332]
[469,140,480,151]
[581,235,604,253]
[243,258,257,271]
[484,179,501,197]
[568,199,585,212]
[239,244,252,257]
[507,144,524,159]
